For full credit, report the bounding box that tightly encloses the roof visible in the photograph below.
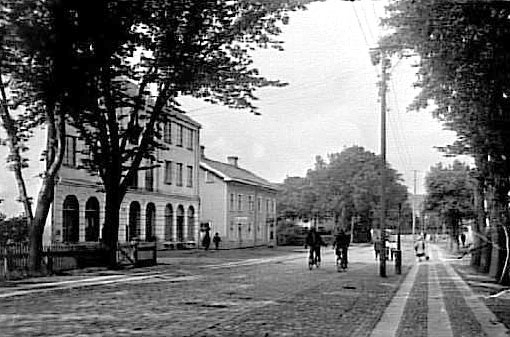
[201,157,279,191]
[114,77,201,129]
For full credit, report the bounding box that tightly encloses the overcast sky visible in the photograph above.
[0,0,468,216]
[180,1,465,193]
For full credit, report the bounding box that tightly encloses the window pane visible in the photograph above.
[186,165,193,187]
[165,161,172,184]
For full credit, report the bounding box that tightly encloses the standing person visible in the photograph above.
[213,232,221,250]
[305,227,326,264]
[460,232,466,248]
[202,230,211,250]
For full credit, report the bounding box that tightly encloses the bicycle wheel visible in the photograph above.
[336,256,342,272]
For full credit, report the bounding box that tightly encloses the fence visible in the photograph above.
[0,241,156,280]
[117,241,157,267]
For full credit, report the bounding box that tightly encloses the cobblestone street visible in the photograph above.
[0,241,509,336]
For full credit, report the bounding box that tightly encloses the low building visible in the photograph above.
[44,107,201,248]
[199,148,278,248]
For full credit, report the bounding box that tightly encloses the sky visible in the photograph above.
[0,0,468,216]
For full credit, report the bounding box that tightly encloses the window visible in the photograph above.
[130,171,138,188]
[64,136,77,167]
[248,196,254,211]
[164,161,172,184]
[177,124,183,147]
[186,165,193,187]
[164,121,172,144]
[145,161,154,191]
[258,197,261,212]
[230,193,235,210]
[82,143,93,169]
[205,171,214,183]
[266,199,270,212]
[176,163,183,186]
[187,129,194,150]
[238,194,242,211]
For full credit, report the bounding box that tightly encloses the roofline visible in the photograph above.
[200,161,279,191]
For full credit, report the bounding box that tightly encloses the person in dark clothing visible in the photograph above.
[333,228,350,267]
[213,232,221,250]
[202,230,211,250]
[305,227,326,263]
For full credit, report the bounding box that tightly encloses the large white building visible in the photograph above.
[43,107,201,247]
[199,149,278,249]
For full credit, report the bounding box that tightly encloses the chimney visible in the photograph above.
[200,145,205,158]
[227,156,239,167]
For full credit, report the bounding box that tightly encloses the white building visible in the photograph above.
[44,107,201,247]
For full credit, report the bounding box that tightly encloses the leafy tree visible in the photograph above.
[277,146,409,242]
[0,215,29,245]
[382,0,510,283]
[1,1,70,272]
[1,0,318,267]
[424,161,475,249]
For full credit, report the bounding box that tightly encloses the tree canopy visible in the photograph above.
[424,160,475,237]
[1,0,320,266]
[382,0,510,282]
[277,146,409,240]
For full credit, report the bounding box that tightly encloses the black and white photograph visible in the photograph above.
[0,0,509,336]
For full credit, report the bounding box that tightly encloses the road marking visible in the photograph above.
[427,263,453,337]
[0,273,198,298]
[370,263,419,337]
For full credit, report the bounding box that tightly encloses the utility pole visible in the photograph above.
[412,170,417,239]
[379,51,389,278]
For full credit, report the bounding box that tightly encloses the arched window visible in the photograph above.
[63,195,79,243]
[128,201,141,241]
[146,203,156,241]
[85,197,100,241]
[187,206,195,241]
[176,205,184,242]
[165,204,173,241]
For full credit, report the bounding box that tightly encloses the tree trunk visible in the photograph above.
[103,191,121,268]
[28,176,56,272]
[471,175,485,268]
[479,226,492,273]
[487,177,509,281]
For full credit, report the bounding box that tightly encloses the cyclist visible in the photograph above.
[305,227,326,265]
[333,228,350,269]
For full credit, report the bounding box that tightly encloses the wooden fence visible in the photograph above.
[0,241,157,280]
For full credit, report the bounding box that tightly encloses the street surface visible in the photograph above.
[0,240,509,337]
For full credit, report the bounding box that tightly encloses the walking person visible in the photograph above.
[213,232,221,250]
[202,230,211,250]
[414,236,427,262]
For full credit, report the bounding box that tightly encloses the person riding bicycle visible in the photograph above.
[305,227,326,264]
[333,228,351,268]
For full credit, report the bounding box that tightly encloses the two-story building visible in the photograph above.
[44,107,201,247]
[199,148,278,248]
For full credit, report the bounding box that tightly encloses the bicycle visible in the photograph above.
[336,247,348,272]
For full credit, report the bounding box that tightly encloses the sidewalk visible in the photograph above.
[370,243,510,337]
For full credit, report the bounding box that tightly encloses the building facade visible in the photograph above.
[199,150,278,248]
[44,108,201,247]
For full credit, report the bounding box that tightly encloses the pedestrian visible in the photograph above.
[202,230,211,250]
[460,233,466,248]
[414,236,427,262]
[213,232,221,250]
